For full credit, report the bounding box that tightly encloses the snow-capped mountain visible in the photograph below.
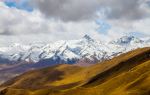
[0,35,149,64]
[110,36,144,45]
[109,35,150,52]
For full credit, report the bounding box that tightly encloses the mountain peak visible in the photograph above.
[82,35,94,42]
[121,35,135,39]
[119,35,135,42]
[111,35,143,45]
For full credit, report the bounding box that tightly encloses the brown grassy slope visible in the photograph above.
[0,47,150,95]
[60,60,150,95]
[84,47,150,87]
[0,64,84,90]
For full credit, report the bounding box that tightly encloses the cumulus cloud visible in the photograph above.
[101,0,150,20]
[0,0,150,46]
[0,2,105,46]
[30,0,150,21]
[105,18,150,40]
[0,2,44,35]
[30,0,100,21]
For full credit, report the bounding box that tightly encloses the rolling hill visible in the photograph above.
[0,47,150,95]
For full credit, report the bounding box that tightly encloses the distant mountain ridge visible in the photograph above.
[0,35,149,64]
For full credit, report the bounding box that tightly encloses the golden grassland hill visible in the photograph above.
[0,47,150,95]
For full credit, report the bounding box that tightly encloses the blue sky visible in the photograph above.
[4,0,33,11]
[96,19,111,35]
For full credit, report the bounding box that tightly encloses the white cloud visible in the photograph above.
[133,18,150,35]
[0,2,105,46]
[0,1,149,46]
[30,0,150,21]
[104,18,150,40]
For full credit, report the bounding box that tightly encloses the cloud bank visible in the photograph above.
[0,0,150,46]
[30,0,150,21]
[0,2,104,46]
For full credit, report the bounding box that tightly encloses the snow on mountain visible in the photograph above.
[0,35,149,64]
[109,35,150,52]
[110,35,144,45]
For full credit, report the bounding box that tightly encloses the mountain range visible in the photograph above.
[0,35,149,64]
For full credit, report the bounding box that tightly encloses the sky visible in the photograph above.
[0,0,150,46]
